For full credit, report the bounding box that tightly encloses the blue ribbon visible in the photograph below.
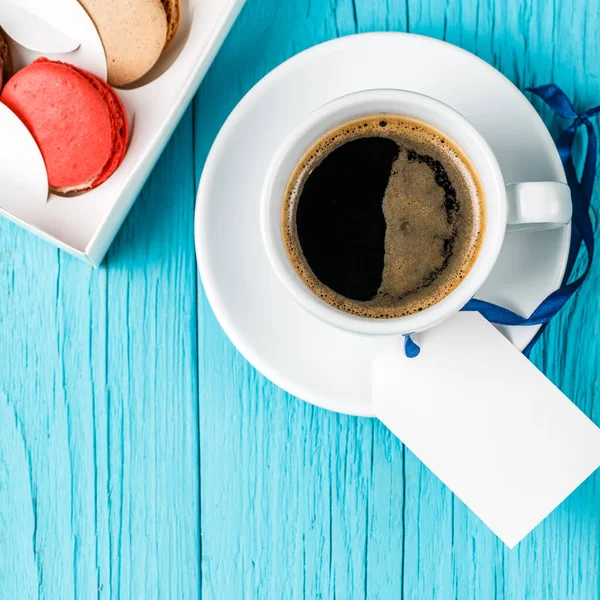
[405,84,597,358]
[404,334,421,358]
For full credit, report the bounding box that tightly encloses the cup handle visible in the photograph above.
[506,182,572,233]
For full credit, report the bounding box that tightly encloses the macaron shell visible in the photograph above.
[61,62,129,189]
[0,28,12,91]
[0,60,113,190]
[79,0,168,87]
[161,0,181,49]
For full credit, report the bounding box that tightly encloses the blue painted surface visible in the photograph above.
[0,0,599,598]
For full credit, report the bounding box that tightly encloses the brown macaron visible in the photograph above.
[0,27,12,91]
[79,0,168,87]
[161,0,181,49]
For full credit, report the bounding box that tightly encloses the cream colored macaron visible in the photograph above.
[79,0,168,87]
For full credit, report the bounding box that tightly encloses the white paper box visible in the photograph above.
[0,0,245,266]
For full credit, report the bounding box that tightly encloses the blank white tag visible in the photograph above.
[372,312,600,548]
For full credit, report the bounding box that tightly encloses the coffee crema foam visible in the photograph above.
[282,115,485,318]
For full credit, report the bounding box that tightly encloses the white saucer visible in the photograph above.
[195,33,570,416]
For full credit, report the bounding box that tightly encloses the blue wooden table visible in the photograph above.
[1,0,599,598]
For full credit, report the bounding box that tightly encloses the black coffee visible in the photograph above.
[282,115,485,318]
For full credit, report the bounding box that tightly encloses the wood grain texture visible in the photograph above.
[0,0,598,598]
[0,111,200,598]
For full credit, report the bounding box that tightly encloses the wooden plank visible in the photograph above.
[195,0,600,598]
[0,111,200,598]
[400,1,505,598]
[195,3,408,597]
[0,0,597,595]
[101,109,201,599]
[499,0,600,598]
[0,231,83,599]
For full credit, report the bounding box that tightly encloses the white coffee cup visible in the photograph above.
[260,89,572,336]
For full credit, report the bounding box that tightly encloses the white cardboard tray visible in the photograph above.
[0,0,245,266]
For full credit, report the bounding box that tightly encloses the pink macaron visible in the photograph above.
[0,58,129,194]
